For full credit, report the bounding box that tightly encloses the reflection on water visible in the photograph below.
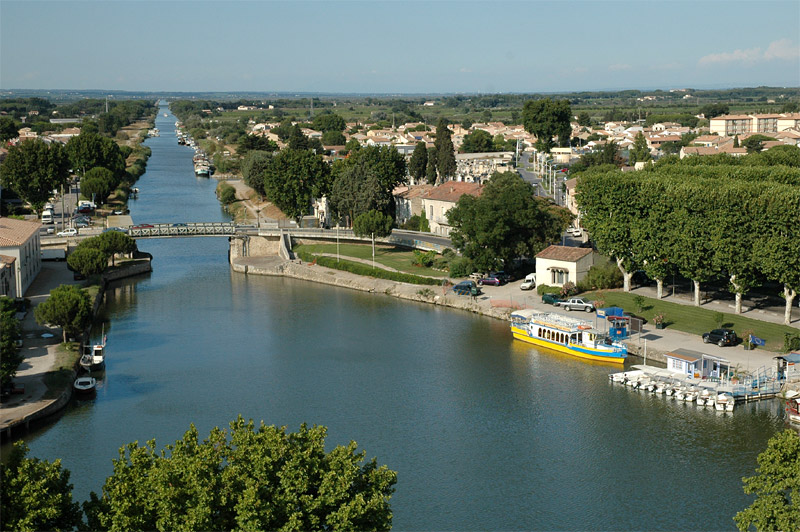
[3,104,788,531]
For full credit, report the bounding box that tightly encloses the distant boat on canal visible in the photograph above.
[510,309,627,364]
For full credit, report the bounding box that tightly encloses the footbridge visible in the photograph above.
[42,223,452,252]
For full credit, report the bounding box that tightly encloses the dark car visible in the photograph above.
[542,293,564,305]
[702,328,738,347]
[452,280,482,296]
[490,271,514,283]
[478,275,504,286]
[131,224,154,229]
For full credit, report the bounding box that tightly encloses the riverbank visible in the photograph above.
[231,255,785,372]
[0,259,152,441]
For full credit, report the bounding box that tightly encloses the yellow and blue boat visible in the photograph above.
[510,309,627,364]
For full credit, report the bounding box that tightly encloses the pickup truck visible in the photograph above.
[555,297,596,312]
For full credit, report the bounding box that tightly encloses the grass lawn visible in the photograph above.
[584,290,799,353]
[43,342,81,399]
[294,243,449,278]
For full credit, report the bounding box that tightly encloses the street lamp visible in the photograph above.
[256,208,261,229]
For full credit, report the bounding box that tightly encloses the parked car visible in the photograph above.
[74,220,90,228]
[490,271,514,283]
[542,293,564,305]
[103,227,128,234]
[555,297,596,312]
[702,329,738,347]
[131,224,154,229]
[520,273,536,291]
[452,280,481,296]
[478,275,504,286]
[57,228,77,237]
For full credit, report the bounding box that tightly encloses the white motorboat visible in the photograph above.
[73,376,96,394]
[715,393,733,411]
[697,390,711,407]
[785,391,800,424]
[80,335,106,371]
[655,382,670,395]
[674,388,686,401]
[683,388,697,403]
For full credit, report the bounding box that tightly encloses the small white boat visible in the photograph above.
[80,335,106,371]
[683,388,697,403]
[655,382,670,395]
[715,393,733,411]
[73,376,96,394]
[697,390,711,407]
[675,388,686,401]
[785,391,800,424]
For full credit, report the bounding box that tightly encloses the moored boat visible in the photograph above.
[73,375,97,395]
[714,393,733,411]
[785,391,800,424]
[510,310,627,364]
[79,335,106,371]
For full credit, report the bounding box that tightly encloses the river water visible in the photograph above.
[9,103,788,530]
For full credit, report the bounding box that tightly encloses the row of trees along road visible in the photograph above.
[1,417,397,532]
[575,146,800,324]
[447,172,571,272]
[0,129,128,212]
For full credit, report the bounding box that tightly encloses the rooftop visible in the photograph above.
[0,217,41,247]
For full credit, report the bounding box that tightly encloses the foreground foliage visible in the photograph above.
[84,417,397,531]
[0,296,23,386]
[734,429,800,531]
[0,442,83,532]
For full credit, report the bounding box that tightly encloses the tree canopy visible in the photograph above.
[522,98,572,153]
[240,150,273,196]
[460,129,494,153]
[81,167,116,204]
[312,113,346,133]
[83,417,397,532]
[408,141,428,182]
[67,247,109,277]
[34,284,92,343]
[262,147,330,222]
[0,139,70,212]
[434,119,456,183]
[237,134,278,156]
[447,172,570,271]
[0,442,83,532]
[734,429,800,532]
[353,209,394,239]
[329,145,406,224]
[0,296,23,386]
[66,131,126,177]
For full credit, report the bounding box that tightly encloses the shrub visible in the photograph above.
[412,250,436,267]
[447,257,474,278]
[441,248,456,260]
[537,284,561,296]
[218,183,237,205]
[559,282,577,298]
[432,256,449,270]
[784,333,800,353]
[576,259,624,292]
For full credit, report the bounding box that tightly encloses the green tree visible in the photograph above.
[734,429,800,531]
[0,116,20,141]
[329,146,405,224]
[287,124,310,151]
[461,118,473,130]
[219,183,237,205]
[743,134,775,154]
[81,166,116,204]
[240,150,273,196]
[460,129,494,153]
[345,138,361,153]
[0,139,70,213]
[34,284,92,343]
[353,210,394,268]
[66,131,125,178]
[577,112,592,127]
[0,442,83,532]
[754,183,800,324]
[408,141,428,182]
[321,130,346,146]
[312,113,346,132]
[83,417,397,531]
[237,134,278,155]
[78,232,136,267]
[67,247,109,277]
[576,171,642,291]
[629,132,652,165]
[522,98,572,153]
[447,172,569,271]
[0,296,23,386]
[425,146,438,184]
[263,148,330,222]
[434,119,456,183]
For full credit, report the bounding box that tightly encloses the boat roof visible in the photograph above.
[529,311,593,332]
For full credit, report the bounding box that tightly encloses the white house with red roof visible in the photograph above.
[419,181,483,236]
[0,217,42,297]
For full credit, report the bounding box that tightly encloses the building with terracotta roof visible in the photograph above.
[535,245,595,287]
[420,181,483,236]
[394,184,434,225]
[0,255,17,299]
[709,113,800,136]
[0,217,41,297]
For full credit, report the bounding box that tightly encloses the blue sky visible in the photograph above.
[1,0,798,93]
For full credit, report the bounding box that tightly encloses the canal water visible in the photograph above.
[10,103,788,530]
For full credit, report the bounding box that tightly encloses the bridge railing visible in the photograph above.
[128,222,236,238]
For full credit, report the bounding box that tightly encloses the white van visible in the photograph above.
[41,210,54,224]
[520,273,536,291]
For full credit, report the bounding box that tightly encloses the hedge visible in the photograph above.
[296,251,443,286]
